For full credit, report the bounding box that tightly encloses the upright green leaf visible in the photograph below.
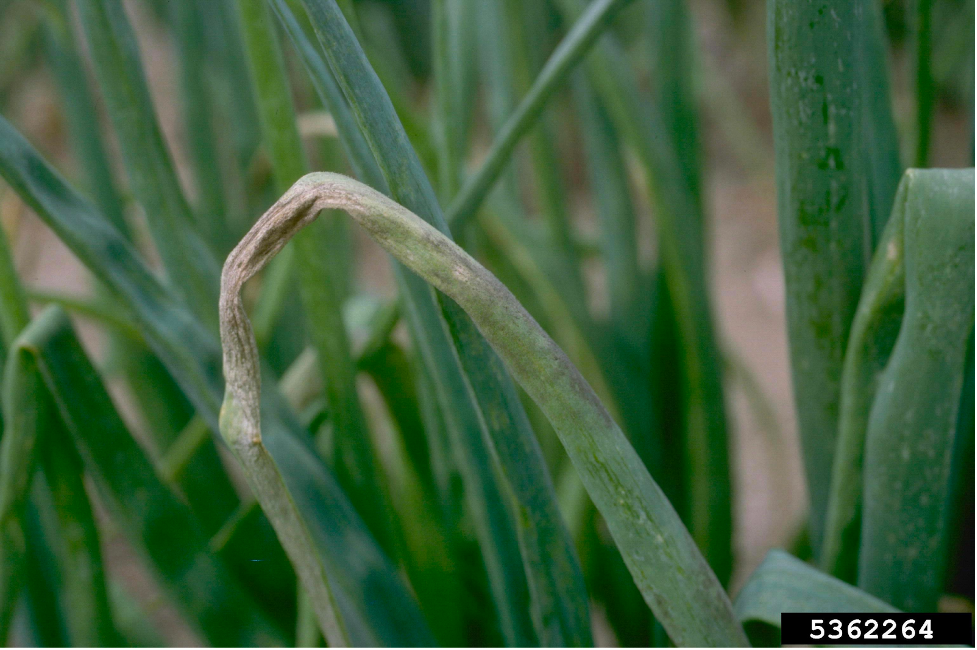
[49,3,253,598]
[431,0,475,200]
[31,429,120,646]
[859,169,975,611]
[503,0,585,301]
[50,2,252,548]
[555,0,732,584]
[0,219,28,351]
[42,0,128,237]
[0,204,33,647]
[19,502,69,647]
[271,0,387,190]
[632,0,702,514]
[447,0,637,230]
[647,0,702,213]
[912,0,934,168]
[571,76,639,334]
[768,0,873,552]
[198,0,263,181]
[0,343,37,645]
[855,0,903,242]
[0,338,41,533]
[970,0,977,165]
[570,103,662,596]
[73,0,220,325]
[169,0,230,249]
[0,494,24,645]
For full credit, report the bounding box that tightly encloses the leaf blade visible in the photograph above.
[767,0,879,551]
[858,169,975,611]
[73,0,220,324]
[21,306,282,646]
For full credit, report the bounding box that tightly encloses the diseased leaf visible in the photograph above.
[236,0,395,553]
[767,0,900,552]
[219,172,747,647]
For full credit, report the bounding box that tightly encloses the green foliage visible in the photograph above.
[0,0,971,646]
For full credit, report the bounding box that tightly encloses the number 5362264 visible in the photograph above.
[810,618,932,642]
[780,612,970,645]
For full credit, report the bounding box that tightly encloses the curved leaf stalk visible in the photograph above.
[858,169,975,611]
[475,0,603,391]
[219,387,349,646]
[475,29,636,615]
[478,209,620,422]
[220,172,748,647]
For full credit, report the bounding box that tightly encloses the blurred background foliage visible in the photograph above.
[0,0,972,645]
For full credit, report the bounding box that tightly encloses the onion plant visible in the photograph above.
[0,0,971,646]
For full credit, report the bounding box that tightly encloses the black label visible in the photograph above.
[781,612,973,646]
